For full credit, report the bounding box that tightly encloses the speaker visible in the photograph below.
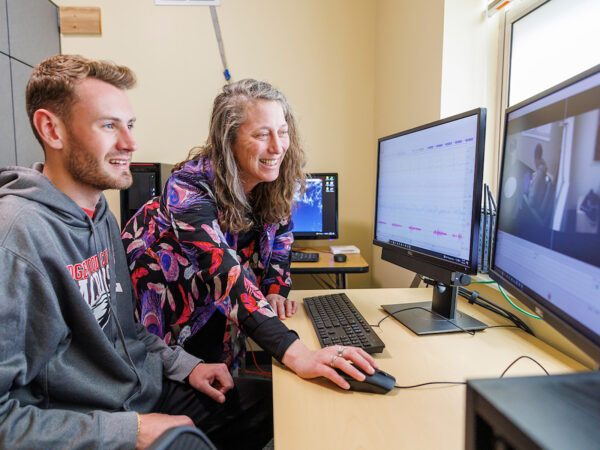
[120,162,173,228]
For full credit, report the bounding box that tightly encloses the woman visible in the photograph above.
[122,79,376,388]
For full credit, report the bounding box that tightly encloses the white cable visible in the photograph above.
[209,5,231,82]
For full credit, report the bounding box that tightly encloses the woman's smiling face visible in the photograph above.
[233,99,289,194]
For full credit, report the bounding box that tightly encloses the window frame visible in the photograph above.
[493,0,549,190]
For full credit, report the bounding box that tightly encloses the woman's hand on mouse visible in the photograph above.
[281,340,378,389]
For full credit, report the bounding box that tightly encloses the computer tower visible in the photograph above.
[120,162,173,228]
[465,372,600,450]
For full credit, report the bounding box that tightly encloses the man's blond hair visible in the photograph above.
[26,54,136,147]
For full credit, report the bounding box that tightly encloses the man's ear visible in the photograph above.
[32,109,66,150]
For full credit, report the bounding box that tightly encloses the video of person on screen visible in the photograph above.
[498,87,600,268]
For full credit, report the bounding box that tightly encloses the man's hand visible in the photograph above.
[136,413,193,449]
[187,363,234,403]
[266,293,297,319]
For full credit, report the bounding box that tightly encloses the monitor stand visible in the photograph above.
[382,282,487,335]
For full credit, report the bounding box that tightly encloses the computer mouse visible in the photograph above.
[333,253,347,263]
[334,366,396,394]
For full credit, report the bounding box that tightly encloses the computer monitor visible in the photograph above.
[119,163,173,228]
[373,108,487,335]
[292,173,339,240]
[490,64,600,368]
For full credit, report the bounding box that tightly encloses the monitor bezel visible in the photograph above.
[489,63,600,368]
[373,107,487,276]
[292,172,339,240]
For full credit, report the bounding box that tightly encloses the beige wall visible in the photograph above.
[56,0,376,289]
[55,0,498,291]
[370,0,503,288]
[371,0,445,288]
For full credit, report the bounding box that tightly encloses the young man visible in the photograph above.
[0,55,272,449]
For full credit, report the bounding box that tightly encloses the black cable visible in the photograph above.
[459,287,520,326]
[485,325,520,330]
[418,274,434,287]
[371,313,393,328]
[375,306,528,337]
[463,288,526,327]
[458,287,534,336]
[415,275,532,335]
[395,381,466,389]
[310,274,328,289]
[499,355,550,378]
[311,274,335,290]
[393,355,549,389]
[326,273,338,287]
[413,276,524,335]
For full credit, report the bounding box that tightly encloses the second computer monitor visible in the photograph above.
[373,108,487,334]
[374,108,486,276]
[490,64,600,366]
[292,173,338,240]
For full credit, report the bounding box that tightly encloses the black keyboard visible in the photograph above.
[303,293,385,353]
[291,250,319,262]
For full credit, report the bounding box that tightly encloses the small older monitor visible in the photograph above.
[292,173,338,240]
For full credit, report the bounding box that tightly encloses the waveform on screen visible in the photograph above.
[434,230,463,239]
[381,223,464,239]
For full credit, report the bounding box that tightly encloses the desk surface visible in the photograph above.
[290,245,369,274]
[272,288,586,450]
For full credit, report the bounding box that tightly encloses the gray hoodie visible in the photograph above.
[0,164,201,449]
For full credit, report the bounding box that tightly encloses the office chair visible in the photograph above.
[147,426,217,450]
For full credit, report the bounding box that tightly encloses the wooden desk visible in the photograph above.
[272,288,586,450]
[290,246,369,288]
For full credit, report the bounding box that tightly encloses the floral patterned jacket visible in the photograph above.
[121,158,298,369]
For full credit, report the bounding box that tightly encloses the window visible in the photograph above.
[504,0,600,107]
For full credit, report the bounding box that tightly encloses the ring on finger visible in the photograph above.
[329,354,338,367]
[337,346,345,357]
